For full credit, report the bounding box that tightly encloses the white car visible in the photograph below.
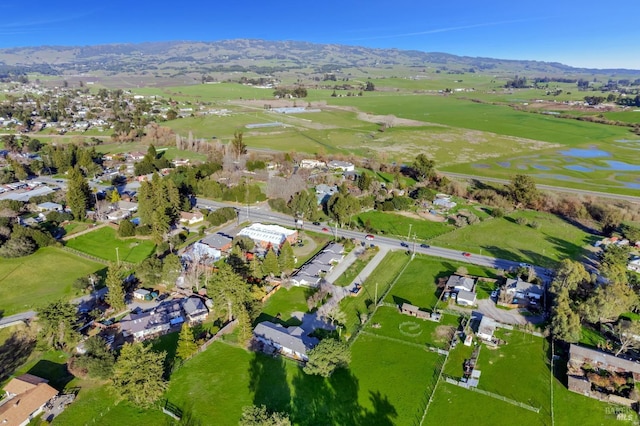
[519,263,531,268]
[491,290,498,298]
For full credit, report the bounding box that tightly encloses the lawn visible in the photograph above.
[365,306,459,349]
[383,254,498,311]
[474,329,551,415]
[355,210,453,241]
[339,250,410,337]
[425,382,547,425]
[0,247,104,316]
[429,210,597,268]
[256,286,315,327]
[65,227,156,264]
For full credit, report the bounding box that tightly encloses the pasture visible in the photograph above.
[0,247,103,316]
[355,210,453,241]
[65,227,156,264]
[429,210,597,268]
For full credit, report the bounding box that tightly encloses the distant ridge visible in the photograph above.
[0,39,638,77]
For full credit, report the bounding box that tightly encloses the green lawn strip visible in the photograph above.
[52,383,165,426]
[442,343,475,377]
[383,254,497,310]
[333,249,376,287]
[425,382,547,425]
[339,251,410,337]
[365,306,458,349]
[474,329,551,415]
[0,247,104,316]
[62,222,91,237]
[349,333,444,426]
[66,227,156,263]
[429,210,597,268]
[13,350,72,391]
[256,286,314,327]
[355,210,453,241]
[579,325,608,349]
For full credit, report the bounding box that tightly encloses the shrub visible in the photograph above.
[491,207,505,218]
[516,217,528,226]
[118,219,136,237]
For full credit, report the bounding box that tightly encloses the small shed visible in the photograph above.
[133,289,151,300]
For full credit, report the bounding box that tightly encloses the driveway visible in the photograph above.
[475,299,545,325]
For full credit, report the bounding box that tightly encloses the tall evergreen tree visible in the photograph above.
[278,241,295,274]
[38,300,79,350]
[175,324,198,363]
[262,249,280,277]
[105,263,126,312]
[112,342,167,407]
[66,166,91,220]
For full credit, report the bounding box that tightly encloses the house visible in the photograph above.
[504,278,544,300]
[182,297,209,325]
[106,209,131,221]
[432,194,457,210]
[0,374,58,426]
[290,271,322,287]
[328,160,355,172]
[446,275,475,292]
[628,257,640,273]
[456,290,477,306]
[237,223,297,252]
[133,289,151,300]
[119,300,184,342]
[179,211,204,226]
[300,159,326,169]
[188,242,222,263]
[36,202,62,212]
[129,151,146,161]
[567,344,640,406]
[315,184,338,205]
[253,321,319,362]
[199,233,233,252]
[475,315,497,341]
[117,201,138,213]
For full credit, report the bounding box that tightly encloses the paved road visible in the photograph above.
[441,171,640,204]
[0,310,36,329]
[196,197,554,281]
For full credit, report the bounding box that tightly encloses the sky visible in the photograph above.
[0,0,638,70]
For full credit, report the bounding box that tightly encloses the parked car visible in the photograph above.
[400,242,409,248]
[365,234,374,241]
[322,227,329,232]
[490,290,498,298]
[462,252,471,257]
[420,243,430,249]
[519,262,531,268]
[312,221,321,226]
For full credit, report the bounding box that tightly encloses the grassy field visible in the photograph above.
[474,329,551,414]
[256,286,315,326]
[0,247,104,316]
[339,250,410,337]
[430,210,597,268]
[365,306,458,349]
[65,227,156,264]
[355,210,453,241]
[383,254,498,311]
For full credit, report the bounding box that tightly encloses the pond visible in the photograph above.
[559,148,610,158]
[564,165,592,172]
[603,161,640,171]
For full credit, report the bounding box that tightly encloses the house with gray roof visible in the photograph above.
[446,275,475,292]
[456,289,477,306]
[504,278,544,300]
[119,300,184,342]
[182,297,209,325]
[253,321,319,362]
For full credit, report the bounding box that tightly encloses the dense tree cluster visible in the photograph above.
[111,342,167,407]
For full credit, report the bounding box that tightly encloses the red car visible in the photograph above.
[462,252,471,257]
[322,227,329,232]
[365,234,374,241]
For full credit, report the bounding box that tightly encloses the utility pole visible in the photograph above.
[407,223,412,243]
[375,282,378,305]
[412,233,417,260]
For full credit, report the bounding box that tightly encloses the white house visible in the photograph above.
[133,289,151,300]
[328,160,355,172]
[504,278,544,300]
[476,316,497,341]
[237,223,297,252]
[628,257,640,273]
[36,202,63,212]
[446,275,475,292]
[179,211,205,226]
[456,290,477,306]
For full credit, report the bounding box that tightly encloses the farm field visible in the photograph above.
[383,254,498,311]
[0,247,104,316]
[65,227,156,264]
[355,210,453,241]
[429,210,597,268]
